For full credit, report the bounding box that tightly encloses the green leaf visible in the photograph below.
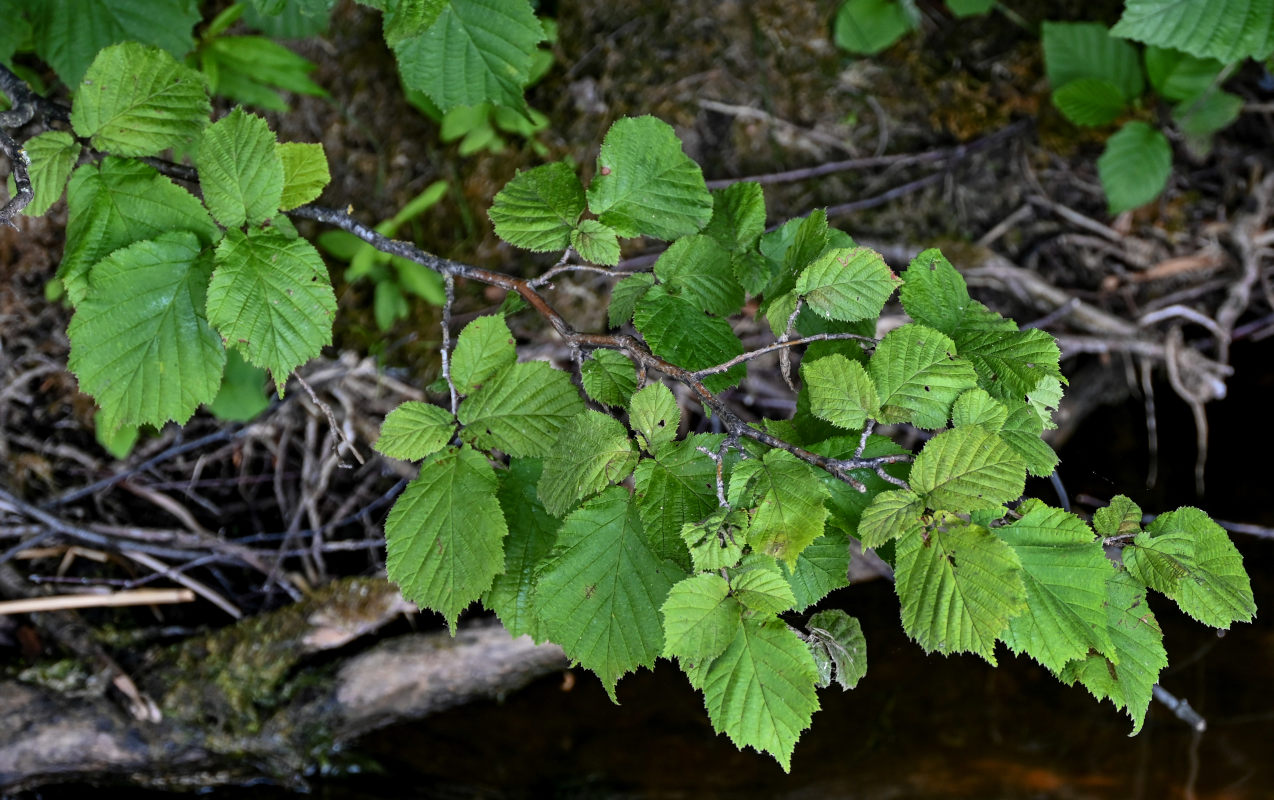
[1174,90,1243,156]
[586,116,713,240]
[244,0,334,38]
[1098,121,1172,214]
[537,410,638,517]
[951,388,1008,431]
[795,246,900,323]
[696,616,820,771]
[18,131,80,217]
[946,0,996,16]
[653,235,745,317]
[1112,0,1274,63]
[276,142,330,210]
[856,488,925,549]
[607,272,656,328]
[703,181,765,252]
[1058,569,1167,734]
[809,433,911,535]
[95,413,139,460]
[634,286,745,393]
[629,382,681,455]
[782,528,851,612]
[394,0,545,112]
[450,314,517,395]
[1124,507,1255,628]
[682,508,748,572]
[207,228,335,385]
[486,458,559,640]
[732,250,774,296]
[833,0,915,55]
[375,402,456,461]
[197,108,285,228]
[730,554,798,614]
[457,360,585,458]
[869,323,978,429]
[1143,45,1226,102]
[488,162,585,252]
[68,231,224,431]
[895,517,1027,664]
[571,220,621,266]
[1042,21,1144,100]
[32,0,200,85]
[1052,78,1129,126]
[996,500,1116,673]
[802,354,880,430]
[60,158,220,305]
[952,327,1064,404]
[634,437,722,565]
[533,487,685,699]
[0,0,31,66]
[200,36,326,112]
[998,403,1060,478]
[729,449,830,568]
[805,610,867,690]
[661,573,741,663]
[911,425,1026,512]
[580,349,637,407]
[205,349,269,422]
[898,248,971,337]
[385,446,507,633]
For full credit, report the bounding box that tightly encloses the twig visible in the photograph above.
[121,550,242,619]
[0,588,196,616]
[1152,684,1207,732]
[294,372,365,465]
[441,273,460,415]
[691,332,875,378]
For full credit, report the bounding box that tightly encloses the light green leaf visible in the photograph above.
[869,323,978,429]
[59,158,220,305]
[486,458,560,640]
[996,500,1116,673]
[729,449,830,568]
[952,327,1064,405]
[537,410,638,517]
[806,610,867,690]
[458,360,585,458]
[385,446,507,633]
[394,0,544,112]
[898,248,971,337]
[1093,494,1143,539]
[205,349,269,422]
[534,487,685,699]
[375,402,456,461]
[607,272,656,328]
[94,411,139,460]
[833,0,915,55]
[450,314,517,395]
[783,529,851,612]
[32,0,200,86]
[1058,569,1167,734]
[1112,0,1274,63]
[197,108,285,228]
[571,220,621,266]
[1027,375,1063,431]
[682,507,749,572]
[1144,45,1226,102]
[634,437,721,565]
[730,553,798,614]
[1124,507,1255,628]
[488,162,585,252]
[581,349,637,407]
[68,231,224,431]
[629,381,681,455]
[276,142,330,210]
[19,131,80,217]
[634,285,745,393]
[207,228,335,385]
[662,573,741,663]
[1052,78,1129,126]
[1042,21,1145,100]
[911,425,1026,512]
[200,35,326,112]
[586,116,713,240]
[952,388,1008,431]
[697,616,820,772]
[802,354,880,430]
[1098,121,1172,214]
[998,403,1060,478]
[795,246,900,323]
[653,234,745,317]
[703,181,765,252]
[856,488,925,549]
[895,517,1027,664]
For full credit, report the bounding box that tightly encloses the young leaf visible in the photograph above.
[1052,78,1128,126]
[783,529,852,612]
[586,116,713,240]
[488,162,585,252]
[682,508,748,572]
[385,446,508,633]
[68,231,224,431]
[276,141,330,210]
[580,349,638,407]
[374,401,456,461]
[18,131,79,216]
[31,0,201,85]
[805,610,867,690]
[1143,45,1226,102]
[1098,121,1172,214]
[1123,507,1255,629]
[911,425,1027,512]
[1058,568,1168,734]
[537,410,638,517]
[570,220,621,266]
[207,228,336,385]
[199,35,326,112]
[898,248,971,337]
[196,108,285,228]
[70,42,208,157]
[730,554,798,615]
[661,573,741,663]
[634,437,721,565]
[486,458,560,640]
[856,488,925,549]
[1112,0,1274,63]
[833,0,915,55]
[794,246,900,323]
[895,518,1027,664]
[1041,21,1144,100]
[633,286,745,393]
[450,314,516,395]
[629,382,681,455]
[607,272,657,328]
[696,615,820,772]
[1093,494,1143,539]
[457,361,585,458]
[533,487,685,699]
[729,449,830,568]
[996,500,1116,673]
[702,181,765,252]
[952,388,1008,432]
[652,235,744,317]
[802,354,880,431]
[869,323,977,429]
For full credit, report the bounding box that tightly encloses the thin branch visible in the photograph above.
[691,332,876,378]
[441,273,459,415]
[0,588,195,616]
